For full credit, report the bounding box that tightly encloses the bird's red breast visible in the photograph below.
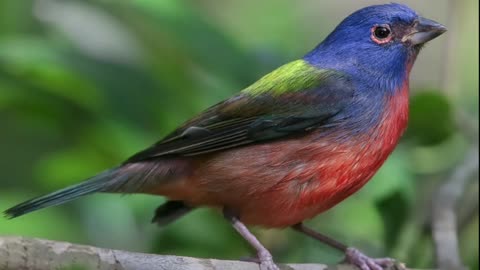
[151,83,409,228]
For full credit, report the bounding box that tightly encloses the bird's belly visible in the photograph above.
[170,131,396,227]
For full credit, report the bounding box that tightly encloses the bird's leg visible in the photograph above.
[292,223,348,252]
[223,209,279,270]
[292,223,400,270]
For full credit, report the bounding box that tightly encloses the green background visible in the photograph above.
[0,0,478,269]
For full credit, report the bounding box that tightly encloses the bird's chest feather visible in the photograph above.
[296,84,410,210]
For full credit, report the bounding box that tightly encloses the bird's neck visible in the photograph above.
[304,44,418,95]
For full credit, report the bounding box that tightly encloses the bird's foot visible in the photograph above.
[257,250,280,270]
[345,247,402,270]
[239,251,279,270]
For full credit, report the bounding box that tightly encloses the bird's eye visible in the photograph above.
[374,27,390,39]
[371,25,392,44]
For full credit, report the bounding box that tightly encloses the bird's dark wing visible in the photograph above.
[125,63,354,163]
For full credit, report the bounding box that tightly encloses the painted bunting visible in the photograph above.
[5,3,446,270]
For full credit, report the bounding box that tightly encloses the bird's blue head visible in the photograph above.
[304,3,446,91]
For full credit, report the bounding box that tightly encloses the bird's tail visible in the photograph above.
[4,168,123,219]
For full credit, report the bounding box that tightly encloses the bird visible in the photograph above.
[5,3,446,270]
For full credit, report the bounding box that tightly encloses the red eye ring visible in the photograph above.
[371,24,392,44]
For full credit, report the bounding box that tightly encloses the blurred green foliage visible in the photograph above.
[408,92,454,145]
[0,0,478,269]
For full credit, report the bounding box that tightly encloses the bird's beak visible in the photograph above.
[403,17,447,45]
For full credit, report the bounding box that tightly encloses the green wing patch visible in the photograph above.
[242,59,340,95]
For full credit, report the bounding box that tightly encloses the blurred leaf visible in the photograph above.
[377,191,410,251]
[407,91,454,146]
[126,0,264,82]
[411,133,468,174]
[34,143,110,190]
[0,80,23,108]
[0,38,105,112]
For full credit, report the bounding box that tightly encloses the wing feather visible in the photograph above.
[125,64,354,163]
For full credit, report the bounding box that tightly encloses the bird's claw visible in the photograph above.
[257,250,280,270]
[345,247,402,270]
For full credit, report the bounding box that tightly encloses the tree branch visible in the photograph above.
[0,236,423,270]
[431,146,479,270]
